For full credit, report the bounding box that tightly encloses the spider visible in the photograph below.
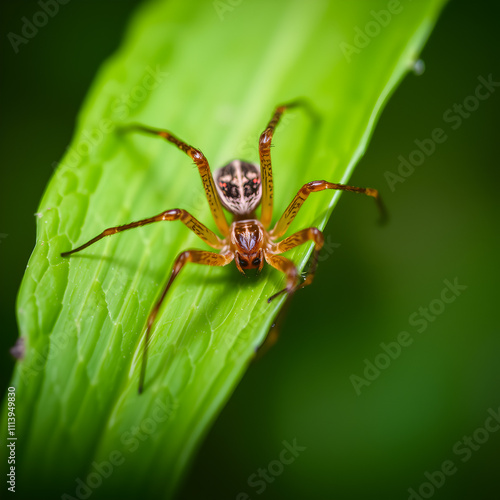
[61,100,385,393]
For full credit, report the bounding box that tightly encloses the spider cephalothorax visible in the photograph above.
[230,219,266,273]
[61,100,385,392]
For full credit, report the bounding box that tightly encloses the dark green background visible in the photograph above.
[1,1,498,499]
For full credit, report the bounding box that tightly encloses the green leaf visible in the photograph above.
[3,0,447,498]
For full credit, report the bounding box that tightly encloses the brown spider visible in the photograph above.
[61,101,385,393]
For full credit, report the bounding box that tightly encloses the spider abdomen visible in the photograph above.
[214,160,262,217]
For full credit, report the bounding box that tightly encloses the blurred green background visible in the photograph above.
[1,1,498,499]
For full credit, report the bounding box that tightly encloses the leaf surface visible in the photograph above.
[3,0,447,497]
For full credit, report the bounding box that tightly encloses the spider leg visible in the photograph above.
[264,254,298,303]
[254,287,293,360]
[60,208,224,257]
[271,180,386,239]
[266,227,324,303]
[139,249,233,393]
[259,100,318,229]
[121,124,229,236]
[276,227,324,286]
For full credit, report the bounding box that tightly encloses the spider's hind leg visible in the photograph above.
[139,249,233,393]
[265,226,324,303]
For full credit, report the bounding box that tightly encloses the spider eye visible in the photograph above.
[252,257,261,266]
[238,257,248,268]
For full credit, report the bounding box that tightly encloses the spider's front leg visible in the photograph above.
[266,227,324,303]
[139,249,233,393]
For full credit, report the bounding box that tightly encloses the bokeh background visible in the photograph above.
[1,1,498,499]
